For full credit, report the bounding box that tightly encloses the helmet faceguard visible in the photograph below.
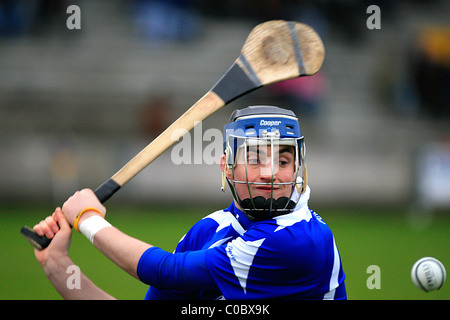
[222,106,307,221]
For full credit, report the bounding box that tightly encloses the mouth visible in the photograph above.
[254,185,280,193]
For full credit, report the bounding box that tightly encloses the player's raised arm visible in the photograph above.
[33,208,115,300]
[33,190,152,299]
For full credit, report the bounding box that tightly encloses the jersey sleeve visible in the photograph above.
[138,211,230,299]
[137,247,218,292]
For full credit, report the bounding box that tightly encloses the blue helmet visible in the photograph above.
[222,105,307,221]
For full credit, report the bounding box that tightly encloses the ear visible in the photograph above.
[220,153,226,172]
[220,152,233,180]
[220,153,230,192]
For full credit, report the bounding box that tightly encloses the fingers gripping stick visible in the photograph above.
[21,20,324,250]
[20,181,119,250]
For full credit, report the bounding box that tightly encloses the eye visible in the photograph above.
[247,153,259,165]
[278,154,293,167]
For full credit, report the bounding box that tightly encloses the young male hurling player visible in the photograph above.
[33,105,346,300]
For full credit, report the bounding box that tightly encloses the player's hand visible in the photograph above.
[62,188,106,227]
[33,207,72,266]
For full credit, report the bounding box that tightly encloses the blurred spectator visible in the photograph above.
[139,94,173,139]
[30,0,70,36]
[131,0,201,45]
[0,0,72,38]
[50,142,79,203]
[292,1,328,43]
[0,0,27,36]
[269,72,326,118]
[411,26,450,118]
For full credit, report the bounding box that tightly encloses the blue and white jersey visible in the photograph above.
[137,187,346,300]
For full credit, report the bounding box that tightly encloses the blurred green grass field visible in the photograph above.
[0,204,448,300]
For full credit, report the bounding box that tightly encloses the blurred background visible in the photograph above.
[0,0,449,299]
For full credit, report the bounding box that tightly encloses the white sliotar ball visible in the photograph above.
[411,257,446,292]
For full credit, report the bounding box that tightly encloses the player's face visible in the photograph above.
[230,144,296,201]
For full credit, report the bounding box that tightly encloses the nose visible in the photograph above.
[259,161,279,182]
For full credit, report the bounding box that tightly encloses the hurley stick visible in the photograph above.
[21,20,324,250]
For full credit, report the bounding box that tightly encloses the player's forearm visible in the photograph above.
[42,253,115,300]
[91,226,152,279]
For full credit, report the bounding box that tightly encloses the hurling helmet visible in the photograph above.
[222,105,307,221]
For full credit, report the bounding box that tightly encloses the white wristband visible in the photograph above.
[79,215,112,244]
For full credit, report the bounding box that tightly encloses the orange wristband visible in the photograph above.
[74,207,104,232]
